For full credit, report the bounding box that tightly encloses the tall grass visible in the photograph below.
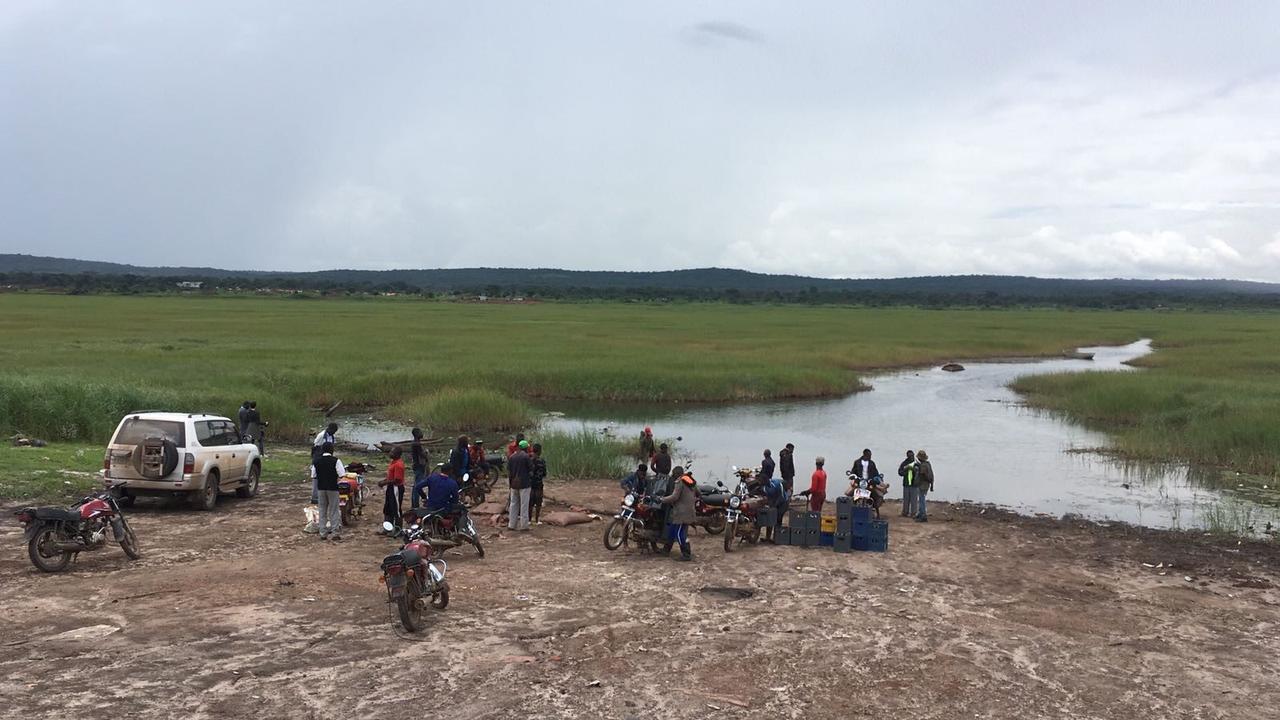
[534,429,633,480]
[388,389,533,433]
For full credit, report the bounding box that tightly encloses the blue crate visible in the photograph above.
[868,536,888,552]
[851,521,871,538]
[819,531,834,547]
[852,536,871,551]
[851,506,873,524]
[869,519,889,541]
[787,510,808,531]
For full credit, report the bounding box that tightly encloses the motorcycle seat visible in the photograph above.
[34,508,80,524]
[700,493,729,507]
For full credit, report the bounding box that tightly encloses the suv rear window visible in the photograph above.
[114,418,186,447]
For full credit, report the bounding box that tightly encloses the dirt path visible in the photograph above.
[1,480,1278,720]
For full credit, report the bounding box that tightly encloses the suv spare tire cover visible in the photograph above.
[133,436,180,478]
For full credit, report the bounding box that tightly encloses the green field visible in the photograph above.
[1,294,1278,481]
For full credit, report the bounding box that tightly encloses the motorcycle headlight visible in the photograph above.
[624,493,635,507]
[729,496,741,509]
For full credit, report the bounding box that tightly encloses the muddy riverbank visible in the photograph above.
[1,478,1277,719]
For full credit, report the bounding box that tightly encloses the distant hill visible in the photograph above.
[3,253,1280,304]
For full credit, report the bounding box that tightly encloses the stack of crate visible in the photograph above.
[783,510,821,547]
[834,497,889,552]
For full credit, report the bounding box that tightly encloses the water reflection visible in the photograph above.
[541,340,1277,531]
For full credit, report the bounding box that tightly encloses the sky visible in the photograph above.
[3,1,1280,280]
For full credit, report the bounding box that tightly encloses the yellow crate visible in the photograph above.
[820,515,837,533]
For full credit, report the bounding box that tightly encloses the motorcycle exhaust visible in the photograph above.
[50,539,88,551]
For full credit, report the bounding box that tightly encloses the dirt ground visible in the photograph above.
[2,477,1278,720]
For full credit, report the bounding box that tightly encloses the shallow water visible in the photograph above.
[540,340,1275,531]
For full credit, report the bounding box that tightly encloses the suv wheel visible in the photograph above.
[193,471,220,511]
[236,463,260,499]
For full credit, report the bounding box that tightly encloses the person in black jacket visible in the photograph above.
[759,449,775,481]
[507,441,532,531]
[779,443,796,494]
[529,442,547,523]
[313,442,346,541]
[848,448,886,518]
[448,435,471,480]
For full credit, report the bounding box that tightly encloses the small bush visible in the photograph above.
[390,389,534,433]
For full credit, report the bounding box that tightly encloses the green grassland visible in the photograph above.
[1,294,1277,480]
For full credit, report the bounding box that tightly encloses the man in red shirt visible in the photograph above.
[806,456,827,512]
[507,432,526,459]
[378,447,406,530]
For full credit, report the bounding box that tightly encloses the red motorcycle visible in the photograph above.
[723,467,766,553]
[15,482,141,572]
[603,491,666,552]
[379,521,449,632]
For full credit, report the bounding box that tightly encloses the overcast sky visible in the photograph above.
[4,2,1280,279]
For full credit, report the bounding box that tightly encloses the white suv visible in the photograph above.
[103,412,262,511]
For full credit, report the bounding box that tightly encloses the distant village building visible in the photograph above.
[176,281,203,289]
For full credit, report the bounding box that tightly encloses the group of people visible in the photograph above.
[236,401,267,454]
[305,423,551,540]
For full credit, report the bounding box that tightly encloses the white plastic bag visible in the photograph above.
[303,505,320,534]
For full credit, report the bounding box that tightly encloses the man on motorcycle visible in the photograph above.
[621,463,649,495]
[659,468,696,561]
[424,463,460,512]
[849,449,887,518]
[413,463,451,509]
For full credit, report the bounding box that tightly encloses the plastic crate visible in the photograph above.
[819,531,834,547]
[852,536,871,551]
[833,532,852,553]
[868,536,888,552]
[869,519,889,541]
[851,506,873,524]
[819,515,837,533]
[787,510,808,531]
[778,527,791,545]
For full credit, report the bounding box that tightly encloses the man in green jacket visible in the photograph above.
[898,450,918,518]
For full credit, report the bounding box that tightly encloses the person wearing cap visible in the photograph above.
[310,422,339,504]
[914,450,934,522]
[621,463,649,495]
[378,446,406,531]
[638,427,656,462]
[798,456,828,512]
[659,466,696,561]
[779,443,796,494]
[898,450,919,518]
[507,440,533,531]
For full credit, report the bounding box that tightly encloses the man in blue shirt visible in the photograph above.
[413,463,458,511]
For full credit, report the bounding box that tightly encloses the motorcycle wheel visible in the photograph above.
[747,524,761,544]
[705,513,726,535]
[397,585,426,633]
[724,521,737,553]
[28,527,72,573]
[120,519,141,560]
[603,518,627,551]
[469,534,486,558]
[431,581,450,609]
[340,501,351,527]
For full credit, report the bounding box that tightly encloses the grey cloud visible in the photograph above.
[686,21,764,46]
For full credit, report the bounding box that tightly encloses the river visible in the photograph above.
[541,340,1273,531]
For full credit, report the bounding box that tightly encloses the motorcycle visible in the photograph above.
[723,467,766,553]
[459,463,500,508]
[602,491,667,552]
[338,462,374,526]
[694,480,729,535]
[405,477,486,558]
[845,472,885,514]
[14,481,141,572]
[378,520,449,632]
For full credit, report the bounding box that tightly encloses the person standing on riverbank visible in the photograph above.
[652,443,673,476]
[779,443,796,494]
[313,442,345,541]
[915,450,934,522]
[449,435,471,480]
[410,428,427,487]
[899,450,918,518]
[808,456,827,512]
[507,440,532,531]
[310,422,339,505]
[638,427,656,463]
[507,432,526,459]
[529,442,547,524]
[659,467,696,561]
[379,446,405,530]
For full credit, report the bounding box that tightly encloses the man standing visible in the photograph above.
[237,401,251,438]
[313,442,345,541]
[651,443,673,477]
[410,428,428,487]
[779,443,796,495]
[807,456,827,512]
[507,440,533,531]
[659,468,697,561]
[243,401,265,455]
[915,450,934,522]
[638,427,656,462]
[378,447,406,531]
[449,435,471,480]
[760,449,776,481]
[529,442,547,524]
[507,432,526,459]
[310,422,338,504]
[898,450,918,518]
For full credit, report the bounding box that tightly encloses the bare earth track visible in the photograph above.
[1,480,1277,720]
